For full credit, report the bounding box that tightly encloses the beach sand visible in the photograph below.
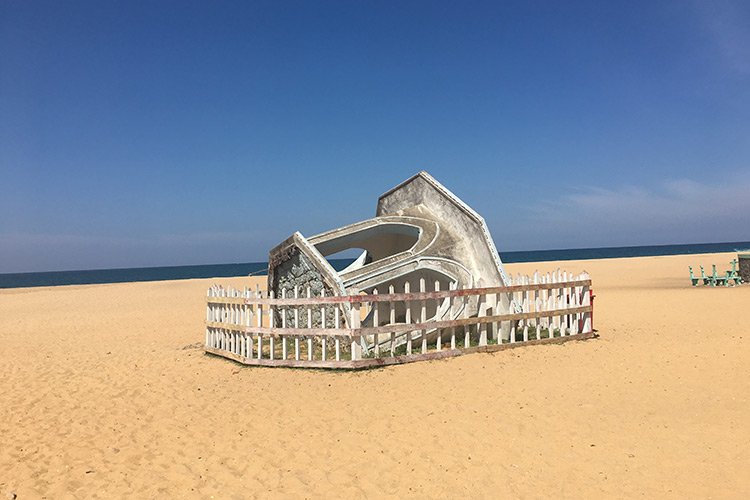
[1,252,748,498]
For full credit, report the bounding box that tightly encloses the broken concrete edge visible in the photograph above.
[308,216,434,253]
[267,231,347,299]
[308,216,443,286]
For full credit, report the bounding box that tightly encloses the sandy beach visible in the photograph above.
[1,251,748,498]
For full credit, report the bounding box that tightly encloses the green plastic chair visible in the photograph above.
[688,266,700,286]
[725,259,743,285]
[711,265,727,287]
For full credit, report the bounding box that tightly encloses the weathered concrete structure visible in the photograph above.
[267,171,511,336]
[739,250,750,285]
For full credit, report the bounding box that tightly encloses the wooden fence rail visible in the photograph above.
[204,270,594,369]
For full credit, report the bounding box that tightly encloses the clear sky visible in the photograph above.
[1,0,749,273]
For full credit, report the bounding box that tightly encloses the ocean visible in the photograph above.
[2,241,748,289]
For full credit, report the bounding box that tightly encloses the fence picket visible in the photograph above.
[463,289,470,348]
[420,278,427,354]
[478,293,487,347]
[294,286,300,361]
[582,274,592,333]
[405,281,412,355]
[449,281,456,349]
[373,288,380,358]
[320,288,327,361]
[389,285,396,356]
[435,281,442,351]
[351,302,361,361]
[307,287,313,361]
[335,307,341,361]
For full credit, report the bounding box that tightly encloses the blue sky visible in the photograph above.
[1,0,749,273]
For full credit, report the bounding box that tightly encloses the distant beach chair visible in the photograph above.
[699,266,712,286]
[711,265,727,287]
[726,259,743,285]
[688,266,700,286]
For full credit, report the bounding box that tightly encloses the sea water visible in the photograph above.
[2,241,748,289]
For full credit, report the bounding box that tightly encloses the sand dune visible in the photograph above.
[1,252,748,498]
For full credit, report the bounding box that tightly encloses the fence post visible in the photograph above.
[488,292,498,342]
[449,282,457,350]
[278,289,284,359]
[320,289,327,361]
[435,281,442,351]
[463,288,471,348]
[581,272,592,334]
[405,281,412,355]
[420,278,427,354]
[562,275,569,335]
[205,288,211,348]
[350,301,362,361]
[294,286,300,361]
[335,306,341,361]
[522,282,529,342]
[574,280,580,334]
[389,284,396,356]
[307,287,313,361]
[373,288,380,358]
[478,292,487,347]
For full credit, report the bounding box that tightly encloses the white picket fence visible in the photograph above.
[204,270,593,369]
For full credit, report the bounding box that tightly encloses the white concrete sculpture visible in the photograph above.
[267,171,512,339]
